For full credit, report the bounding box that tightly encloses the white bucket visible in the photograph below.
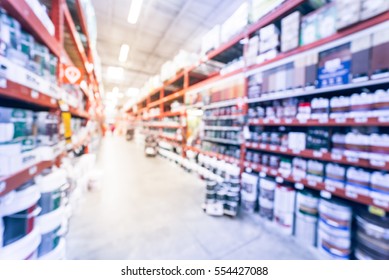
[0,227,41,260]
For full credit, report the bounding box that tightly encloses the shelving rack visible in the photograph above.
[127,2,389,212]
[0,0,102,196]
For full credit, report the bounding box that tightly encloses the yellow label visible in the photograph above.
[368,206,386,217]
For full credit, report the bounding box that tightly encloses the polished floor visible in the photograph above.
[66,136,318,260]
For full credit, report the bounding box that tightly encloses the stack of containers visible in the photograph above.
[295,190,320,246]
[35,168,69,260]
[318,198,353,259]
[0,181,41,260]
[259,177,276,220]
[274,183,296,235]
[355,209,389,259]
[241,172,259,213]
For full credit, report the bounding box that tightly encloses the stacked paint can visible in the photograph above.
[274,183,296,235]
[35,168,69,260]
[0,181,41,259]
[240,172,258,213]
[259,177,276,220]
[294,190,320,246]
[355,209,389,260]
[318,198,353,260]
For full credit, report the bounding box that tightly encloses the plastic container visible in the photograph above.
[295,211,318,246]
[0,227,41,260]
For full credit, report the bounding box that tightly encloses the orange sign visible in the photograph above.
[63,65,83,84]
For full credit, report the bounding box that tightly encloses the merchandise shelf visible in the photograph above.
[202,137,241,146]
[186,146,240,165]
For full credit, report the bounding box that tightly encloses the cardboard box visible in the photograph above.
[361,0,389,20]
[351,35,371,81]
[281,11,300,52]
[336,0,362,29]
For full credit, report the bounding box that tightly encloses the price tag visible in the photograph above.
[270,169,277,176]
[253,143,258,148]
[262,167,269,173]
[31,90,39,99]
[263,119,270,124]
[292,149,301,155]
[274,118,280,124]
[320,190,332,199]
[276,176,284,183]
[50,98,56,104]
[253,119,259,124]
[251,164,258,169]
[293,176,301,182]
[325,185,336,192]
[260,172,267,178]
[335,117,346,123]
[260,144,266,149]
[280,147,287,152]
[373,199,389,209]
[347,157,359,163]
[0,78,7,88]
[378,116,389,123]
[313,151,323,158]
[0,181,6,193]
[285,119,292,124]
[370,160,385,167]
[295,183,304,190]
[368,205,386,217]
[300,119,307,124]
[331,153,342,160]
[244,162,249,167]
[308,180,317,187]
[29,166,37,175]
[246,168,253,173]
[355,117,368,123]
[346,191,358,199]
[270,145,277,151]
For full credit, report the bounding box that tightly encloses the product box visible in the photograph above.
[305,52,318,88]
[360,0,389,20]
[317,3,337,40]
[221,2,248,43]
[351,35,371,82]
[281,11,300,52]
[201,25,220,55]
[246,35,259,66]
[336,0,361,29]
[317,43,351,88]
[250,0,285,23]
[300,10,318,46]
[370,28,389,79]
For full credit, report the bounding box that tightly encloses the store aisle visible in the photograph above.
[66,136,318,260]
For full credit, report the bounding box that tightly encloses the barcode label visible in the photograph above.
[320,190,332,199]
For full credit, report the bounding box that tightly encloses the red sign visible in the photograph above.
[63,65,83,84]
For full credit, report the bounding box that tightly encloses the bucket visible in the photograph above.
[319,198,352,229]
[274,185,296,213]
[38,238,66,260]
[274,211,294,235]
[0,227,41,260]
[296,190,319,216]
[35,169,68,215]
[0,182,41,247]
[295,211,318,246]
[36,207,66,257]
[259,196,274,220]
[224,201,239,216]
[318,220,352,259]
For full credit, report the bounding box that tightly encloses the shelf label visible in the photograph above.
[31,90,39,99]
[246,168,253,173]
[308,180,317,187]
[370,159,385,167]
[293,176,301,182]
[251,164,258,169]
[378,116,389,123]
[263,119,270,124]
[0,181,6,193]
[244,162,249,167]
[331,153,342,160]
[275,176,284,184]
[0,78,6,88]
[29,166,37,175]
[300,119,307,124]
[50,98,56,104]
[345,191,358,199]
[285,119,292,124]
[347,157,359,163]
[355,117,368,123]
[368,205,386,217]
[325,185,336,192]
[260,172,267,178]
[373,199,389,209]
[280,147,287,152]
[270,169,277,176]
[320,190,332,199]
[313,151,323,158]
[269,145,277,151]
[262,167,269,173]
[260,144,266,149]
[292,149,301,155]
[253,143,258,148]
[295,183,304,190]
[274,118,280,124]
[253,119,259,124]
[319,117,328,124]
[335,117,346,123]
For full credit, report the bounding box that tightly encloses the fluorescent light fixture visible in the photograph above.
[107,66,124,80]
[119,44,130,62]
[127,0,143,24]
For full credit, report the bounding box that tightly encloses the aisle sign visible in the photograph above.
[64,65,83,84]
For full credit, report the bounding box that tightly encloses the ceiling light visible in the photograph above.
[127,0,143,24]
[119,44,130,62]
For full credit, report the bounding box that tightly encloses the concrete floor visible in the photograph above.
[66,136,318,260]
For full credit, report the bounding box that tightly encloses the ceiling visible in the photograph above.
[92,0,245,95]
